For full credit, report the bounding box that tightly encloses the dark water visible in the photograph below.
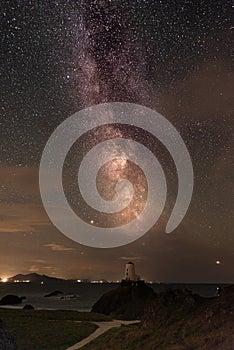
[0,282,231,311]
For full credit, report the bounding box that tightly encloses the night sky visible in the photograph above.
[0,0,233,282]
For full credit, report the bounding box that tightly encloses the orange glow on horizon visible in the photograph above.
[1,278,8,283]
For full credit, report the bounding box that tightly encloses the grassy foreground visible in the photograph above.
[0,309,111,350]
[81,320,234,350]
[82,288,234,350]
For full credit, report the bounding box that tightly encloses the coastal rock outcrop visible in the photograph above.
[87,285,234,350]
[44,290,63,297]
[0,295,26,306]
[92,280,156,320]
[23,304,34,310]
[140,286,234,349]
[141,288,201,328]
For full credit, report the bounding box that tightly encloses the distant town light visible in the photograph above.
[13,280,31,283]
[216,260,221,265]
[1,278,8,283]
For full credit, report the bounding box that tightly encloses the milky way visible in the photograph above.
[0,0,233,281]
[65,1,154,232]
[71,1,151,107]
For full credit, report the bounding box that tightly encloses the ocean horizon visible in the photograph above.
[0,281,231,311]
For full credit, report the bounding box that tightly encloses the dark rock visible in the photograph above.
[0,295,26,306]
[60,294,79,300]
[141,285,234,329]
[23,304,34,310]
[44,290,63,297]
[92,280,156,320]
[141,288,200,328]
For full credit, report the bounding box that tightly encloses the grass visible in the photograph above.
[81,293,234,350]
[81,321,234,350]
[0,309,111,350]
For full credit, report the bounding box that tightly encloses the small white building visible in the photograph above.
[124,262,140,281]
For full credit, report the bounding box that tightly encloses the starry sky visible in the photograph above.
[0,0,233,282]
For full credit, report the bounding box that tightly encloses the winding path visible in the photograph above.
[66,320,140,350]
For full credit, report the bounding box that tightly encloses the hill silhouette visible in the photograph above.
[8,273,67,283]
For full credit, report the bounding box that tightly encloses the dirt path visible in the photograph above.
[66,320,140,350]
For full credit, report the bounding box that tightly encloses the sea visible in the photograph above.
[0,281,231,311]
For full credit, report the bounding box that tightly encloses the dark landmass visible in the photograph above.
[0,320,18,350]
[86,285,234,350]
[8,273,68,283]
[0,295,26,306]
[92,280,156,320]
[44,290,63,297]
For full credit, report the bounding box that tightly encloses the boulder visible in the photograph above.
[0,295,26,306]
[23,304,34,310]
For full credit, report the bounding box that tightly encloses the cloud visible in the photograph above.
[0,165,39,198]
[120,256,145,262]
[31,259,47,264]
[0,165,50,233]
[0,202,49,233]
[44,243,76,251]
[29,265,40,272]
[28,263,54,274]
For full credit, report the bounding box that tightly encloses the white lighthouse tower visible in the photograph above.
[124,262,139,281]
